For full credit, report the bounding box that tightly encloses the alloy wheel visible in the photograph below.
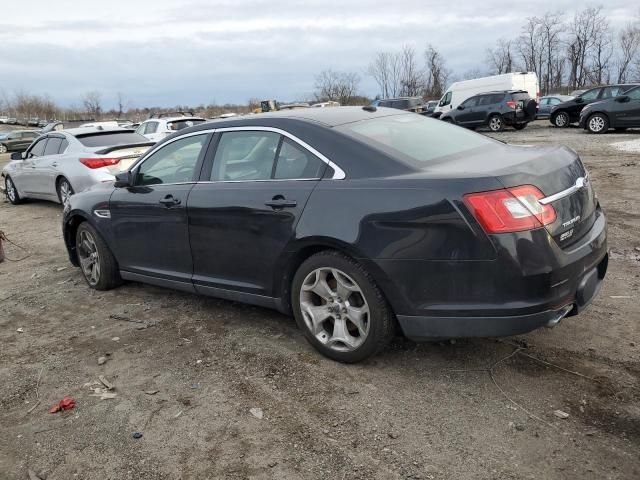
[299,267,370,352]
[5,177,16,202]
[588,115,605,133]
[0,144,7,154]
[489,116,503,132]
[58,179,73,208]
[78,230,101,286]
[554,112,568,127]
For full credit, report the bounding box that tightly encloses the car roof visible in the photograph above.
[63,127,136,137]
[143,116,204,122]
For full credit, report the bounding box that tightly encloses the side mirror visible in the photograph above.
[615,95,630,103]
[457,105,465,110]
[114,171,133,188]
[10,152,23,160]
[575,97,584,103]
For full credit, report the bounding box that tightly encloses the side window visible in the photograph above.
[43,137,63,156]
[274,138,325,179]
[136,134,207,186]
[211,131,280,181]
[440,91,452,106]
[548,98,562,105]
[58,139,69,154]
[144,121,159,134]
[626,88,640,100]
[491,94,505,104]
[28,138,47,158]
[581,88,601,101]
[461,96,479,108]
[601,86,623,99]
[135,124,146,136]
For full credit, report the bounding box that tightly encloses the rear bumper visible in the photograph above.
[374,207,608,341]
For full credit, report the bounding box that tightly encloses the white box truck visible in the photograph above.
[434,72,540,117]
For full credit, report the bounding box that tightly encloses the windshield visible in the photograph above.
[75,132,149,147]
[339,114,496,165]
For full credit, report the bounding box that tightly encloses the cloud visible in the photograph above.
[0,0,636,107]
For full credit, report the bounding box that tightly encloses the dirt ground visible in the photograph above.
[1,121,639,480]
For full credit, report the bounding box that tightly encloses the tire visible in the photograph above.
[488,114,504,132]
[75,222,122,291]
[56,177,74,208]
[513,123,528,131]
[4,175,22,205]
[291,250,395,363]
[551,111,570,128]
[442,117,454,124]
[586,113,609,134]
[0,144,7,154]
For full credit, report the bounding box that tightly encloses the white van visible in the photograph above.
[434,72,539,116]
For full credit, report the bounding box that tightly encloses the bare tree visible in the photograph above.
[424,45,449,98]
[367,51,402,98]
[398,46,424,97]
[566,7,607,89]
[116,92,128,118]
[83,90,102,119]
[539,12,565,94]
[486,39,515,74]
[617,22,640,82]
[314,69,361,105]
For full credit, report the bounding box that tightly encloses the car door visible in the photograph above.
[18,137,49,194]
[455,96,479,124]
[109,132,211,287]
[613,87,640,127]
[30,135,66,196]
[187,128,328,300]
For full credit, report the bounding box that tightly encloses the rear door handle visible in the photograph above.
[51,162,58,167]
[159,195,181,207]
[265,197,297,209]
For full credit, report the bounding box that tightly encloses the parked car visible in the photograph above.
[536,95,574,119]
[135,112,206,142]
[549,84,640,127]
[440,90,537,132]
[0,115,9,124]
[579,85,640,133]
[422,100,439,116]
[373,97,424,113]
[28,118,40,127]
[0,130,41,153]
[434,72,539,117]
[2,128,153,207]
[61,107,607,363]
[7,117,18,125]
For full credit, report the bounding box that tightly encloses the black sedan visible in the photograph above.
[62,107,608,362]
[579,85,640,133]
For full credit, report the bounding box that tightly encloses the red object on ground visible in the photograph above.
[49,397,76,413]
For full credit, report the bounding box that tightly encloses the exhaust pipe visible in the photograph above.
[545,305,573,328]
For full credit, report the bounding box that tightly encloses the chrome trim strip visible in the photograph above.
[539,175,589,205]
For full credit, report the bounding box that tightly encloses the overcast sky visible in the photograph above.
[0,1,636,108]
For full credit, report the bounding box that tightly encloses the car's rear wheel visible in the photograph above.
[76,222,122,290]
[291,251,394,363]
[488,115,504,132]
[4,176,22,205]
[586,113,609,134]
[552,111,570,128]
[56,177,74,208]
[0,144,7,154]
[513,123,528,130]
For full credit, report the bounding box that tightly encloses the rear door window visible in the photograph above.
[211,131,280,181]
[274,138,325,179]
[43,137,63,155]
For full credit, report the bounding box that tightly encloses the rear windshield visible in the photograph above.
[75,132,149,147]
[339,114,495,164]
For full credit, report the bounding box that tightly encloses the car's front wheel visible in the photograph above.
[4,176,22,205]
[586,113,609,134]
[291,251,395,363]
[552,111,570,128]
[0,144,7,154]
[488,114,504,132]
[76,222,122,290]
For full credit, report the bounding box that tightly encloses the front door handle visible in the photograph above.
[265,196,297,209]
[51,162,58,167]
[159,195,181,207]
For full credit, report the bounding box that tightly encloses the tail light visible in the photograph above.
[464,185,557,233]
[79,157,121,169]
[506,101,517,109]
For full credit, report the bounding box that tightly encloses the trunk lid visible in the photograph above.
[92,143,153,173]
